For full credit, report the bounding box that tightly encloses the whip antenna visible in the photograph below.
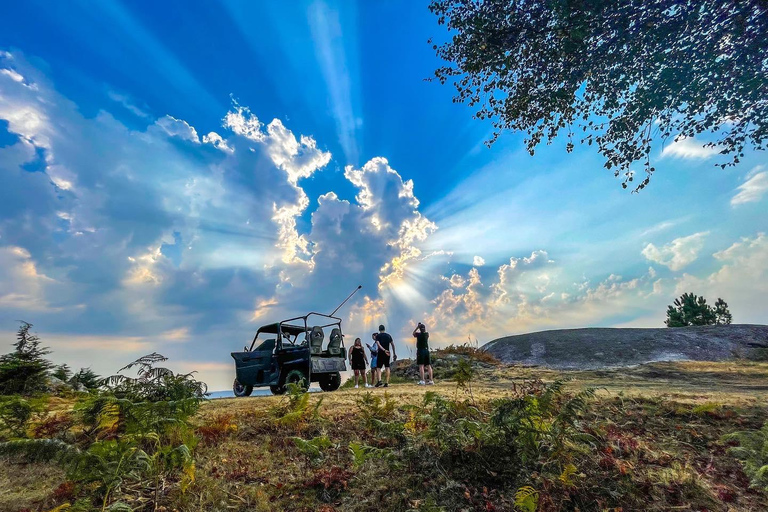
[330,285,362,316]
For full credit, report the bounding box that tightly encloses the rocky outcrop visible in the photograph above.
[482,324,768,370]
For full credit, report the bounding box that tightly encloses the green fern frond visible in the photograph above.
[0,438,80,464]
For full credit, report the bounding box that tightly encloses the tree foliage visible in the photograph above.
[665,293,731,327]
[0,321,53,395]
[429,0,767,190]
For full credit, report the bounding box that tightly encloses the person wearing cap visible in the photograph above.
[374,324,396,387]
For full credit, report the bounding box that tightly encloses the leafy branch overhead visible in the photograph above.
[429,0,767,191]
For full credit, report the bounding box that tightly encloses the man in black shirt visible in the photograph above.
[374,324,397,387]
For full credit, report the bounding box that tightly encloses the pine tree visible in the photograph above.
[0,322,54,395]
[714,298,733,325]
[665,293,730,327]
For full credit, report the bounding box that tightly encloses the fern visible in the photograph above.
[514,486,539,512]
[0,438,80,464]
[723,421,768,490]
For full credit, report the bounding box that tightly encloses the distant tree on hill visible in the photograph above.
[0,322,53,395]
[665,293,731,327]
[713,298,733,326]
[429,0,767,191]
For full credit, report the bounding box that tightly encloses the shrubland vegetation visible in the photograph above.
[1,326,768,510]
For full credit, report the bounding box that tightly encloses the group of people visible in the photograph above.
[348,322,435,388]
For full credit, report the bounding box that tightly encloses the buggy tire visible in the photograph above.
[270,385,286,395]
[318,372,341,392]
[284,369,308,391]
[233,378,253,397]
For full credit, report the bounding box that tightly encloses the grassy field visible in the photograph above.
[3,359,768,511]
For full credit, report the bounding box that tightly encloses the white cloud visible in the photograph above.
[1,68,25,83]
[202,131,233,153]
[154,115,200,143]
[641,232,709,271]
[675,233,768,323]
[473,255,485,267]
[661,137,718,159]
[732,166,768,205]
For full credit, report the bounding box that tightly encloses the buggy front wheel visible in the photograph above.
[233,378,253,397]
[318,372,341,392]
[284,369,308,391]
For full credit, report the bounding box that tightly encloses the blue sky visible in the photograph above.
[1,0,766,389]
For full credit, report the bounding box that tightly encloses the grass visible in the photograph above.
[3,360,768,511]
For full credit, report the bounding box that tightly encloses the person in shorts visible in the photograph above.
[348,337,368,389]
[374,324,396,387]
[366,333,378,388]
[413,322,434,385]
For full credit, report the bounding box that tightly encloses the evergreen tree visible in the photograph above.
[714,298,733,325]
[52,364,72,382]
[70,368,101,390]
[0,322,54,395]
[665,293,729,327]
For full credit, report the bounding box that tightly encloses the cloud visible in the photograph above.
[107,90,150,118]
[661,137,718,159]
[641,232,709,271]
[473,256,485,267]
[731,166,768,205]
[154,115,200,143]
[675,233,768,323]
[202,132,233,153]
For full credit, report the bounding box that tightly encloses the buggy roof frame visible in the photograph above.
[249,312,343,350]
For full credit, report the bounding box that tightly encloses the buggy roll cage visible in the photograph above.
[247,312,344,352]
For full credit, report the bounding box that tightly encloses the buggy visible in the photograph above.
[231,312,347,396]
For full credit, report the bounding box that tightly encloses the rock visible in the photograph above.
[47,376,74,393]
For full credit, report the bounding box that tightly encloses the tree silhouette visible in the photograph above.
[429,0,767,191]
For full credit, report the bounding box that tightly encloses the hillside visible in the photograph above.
[483,324,768,369]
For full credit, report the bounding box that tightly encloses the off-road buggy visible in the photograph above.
[231,312,347,396]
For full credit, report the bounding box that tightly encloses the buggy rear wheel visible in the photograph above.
[233,378,253,397]
[283,369,308,391]
[318,372,341,392]
[270,385,286,395]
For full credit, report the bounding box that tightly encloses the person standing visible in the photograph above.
[366,333,378,388]
[413,322,434,385]
[349,337,368,389]
[374,324,397,387]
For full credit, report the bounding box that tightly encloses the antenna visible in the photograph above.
[330,285,362,316]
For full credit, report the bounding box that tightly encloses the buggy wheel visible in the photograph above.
[318,372,341,392]
[233,378,253,397]
[270,385,286,395]
[284,369,308,391]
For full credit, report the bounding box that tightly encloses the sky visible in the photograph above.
[0,0,766,391]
